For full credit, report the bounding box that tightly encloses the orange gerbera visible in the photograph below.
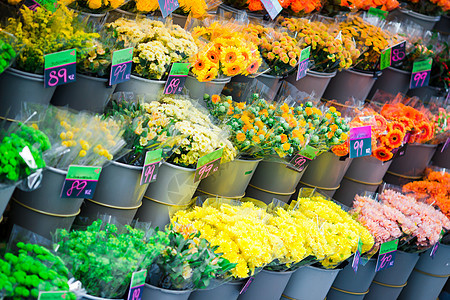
[280,134,288,143]
[373,115,388,132]
[389,121,406,134]
[207,48,219,64]
[373,146,393,162]
[398,116,414,131]
[331,143,349,156]
[247,60,260,74]
[193,57,207,72]
[415,121,434,143]
[385,129,403,148]
[211,95,220,104]
[236,132,246,142]
[224,49,238,64]
[225,65,241,76]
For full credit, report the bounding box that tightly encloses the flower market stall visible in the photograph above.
[0,1,449,299]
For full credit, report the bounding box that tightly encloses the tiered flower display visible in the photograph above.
[107,18,197,80]
[278,17,359,73]
[190,22,262,81]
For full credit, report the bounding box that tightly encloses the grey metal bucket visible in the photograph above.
[78,198,142,225]
[327,259,377,300]
[51,73,116,113]
[13,167,84,214]
[106,8,137,22]
[368,67,411,100]
[398,244,450,300]
[184,75,231,101]
[297,152,352,198]
[0,68,55,119]
[333,156,392,207]
[365,251,420,300]
[238,269,294,300]
[142,284,191,300]
[115,75,166,102]
[388,9,440,31]
[245,184,294,204]
[282,265,341,300]
[91,161,149,208]
[7,197,79,239]
[285,70,336,99]
[196,158,261,198]
[407,85,444,104]
[144,162,199,206]
[216,3,264,20]
[385,143,437,180]
[248,161,306,194]
[188,279,245,300]
[0,183,16,217]
[134,196,195,229]
[431,143,450,169]
[322,69,378,102]
[71,10,108,26]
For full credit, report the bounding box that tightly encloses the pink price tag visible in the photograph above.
[260,0,282,19]
[350,126,371,140]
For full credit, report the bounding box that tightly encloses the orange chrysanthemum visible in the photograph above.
[280,134,288,143]
[236,132,246,142]
[331,143,349,156]
[211,95,220,104]
[373,146,393,162]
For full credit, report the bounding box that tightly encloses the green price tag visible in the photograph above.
[299,145,319,160]
[380,48,391,70]
[38,291,71,300]
[44,49,77,88]
[128,270,147,300]
[296,46,311,81]
[410,58,433,89]
[24,0,57,12]
[140,149,163,185]
[412,58,433,73]
[110,47,133,86]
[164,62,190,94]
[194,148,223,182]
[376,239,398,272]
[61,165,102,199]
[368,7,388,19]
[44,49,76,70]
[352,238,363,273]
[170,62,190,76]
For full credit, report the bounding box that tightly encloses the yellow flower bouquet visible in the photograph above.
[119,0,213,18]
[62,0,128,14]
[189,21,263,82]
[107,18,197,80]
[278,17,360,73]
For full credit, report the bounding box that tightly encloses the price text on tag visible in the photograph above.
[410,58,432,89]
[60,165,102,199]
[157,0,180,18]
[260,0,283,20]
[375,239,398,272]
[349,126,372,158]
[296,46,311,81]
[44,49,76,88]
[380,41,406,70]
[194,148,223,183]
[288,145,319,172]
[127,270,147,300]
[110,47,133,86]
[38,291,71,300]
[368,7,388,19]
[164,62,190,94]
[140,149,163,185]
[23,0,57,11]
[352,238,363,273]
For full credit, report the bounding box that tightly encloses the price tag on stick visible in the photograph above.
[349,126,372,158]
[296,46,311,81]
[157,0,180,18]
[260,0,283,20]
[23,0,57,11]
[380,41,406,70]
[194,148,223,183]
[164,62,190,94]
[375,239,398,272]
[140,149,163,185]
[288,145,319,172]
[352,238,363,273]
[60,165,102,199]
[110,47,133,86]
[127,270,147,300]
[38,291,71,300]
[410,58,433,89]
[44,49,76,88]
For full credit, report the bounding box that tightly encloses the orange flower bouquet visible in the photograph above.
[321,0,399,16]
[403,168,450,218]
[333,108,409,160]
[189,21,263,82]
[242,23,303,76]
[278,17,360,73]
[222,0,322,16]
[337,15,401,71]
